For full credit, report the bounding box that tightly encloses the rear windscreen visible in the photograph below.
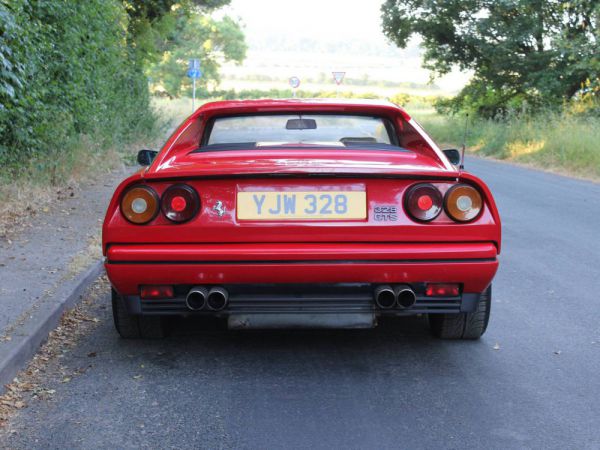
[204,114,397,148]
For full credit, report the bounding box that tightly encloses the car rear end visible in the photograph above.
[103,100,501,338]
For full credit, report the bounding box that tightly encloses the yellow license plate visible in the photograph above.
[237,191,367,220]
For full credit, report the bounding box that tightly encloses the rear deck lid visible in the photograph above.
[147,148,456,179]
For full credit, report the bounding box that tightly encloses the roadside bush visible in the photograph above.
[0,0,155,183]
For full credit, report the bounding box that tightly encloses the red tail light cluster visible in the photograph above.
[120,184,200,225]
[161,184,200,223]
[404,183,443,222]
[405,183,483,223]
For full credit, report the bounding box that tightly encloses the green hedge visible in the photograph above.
[0,0,155,182]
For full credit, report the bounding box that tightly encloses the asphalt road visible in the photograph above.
[3,157,600,449]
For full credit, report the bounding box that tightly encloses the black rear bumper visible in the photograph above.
[123,283,483,316]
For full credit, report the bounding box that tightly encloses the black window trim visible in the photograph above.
[198,111,401,149]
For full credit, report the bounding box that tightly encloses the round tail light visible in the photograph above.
[404,183,443,222]
[444,184,483,222]
[161,184,200,223]
[121,185,159,224]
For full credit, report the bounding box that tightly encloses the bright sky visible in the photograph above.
[219,0,469,93]
[225,0,393,44]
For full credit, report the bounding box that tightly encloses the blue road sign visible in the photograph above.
[187,68,202,79]
[188,59,202,78]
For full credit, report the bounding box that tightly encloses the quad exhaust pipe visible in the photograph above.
[185,286,229,311]
[373,284,416,309]
[374,285,397,309]
[394,286,417,309]
[187,285,411,312]
[207,287,228,311]
[185,286,208,311]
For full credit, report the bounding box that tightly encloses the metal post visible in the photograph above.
[192,78,196,112]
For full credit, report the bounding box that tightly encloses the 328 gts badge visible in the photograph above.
[373,205,398,222]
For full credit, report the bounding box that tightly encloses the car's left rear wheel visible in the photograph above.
[111,288,167,339]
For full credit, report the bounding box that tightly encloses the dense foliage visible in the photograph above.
[0,0,154,181]
[0,0,244,182]
[381,0,600,117]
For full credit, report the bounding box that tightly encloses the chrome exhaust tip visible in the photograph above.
[185,286,208,311]
[207,287,229,311]
[374,285,396,309]
[395,286,417,309]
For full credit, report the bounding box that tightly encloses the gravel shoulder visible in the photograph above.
[0,166,132,388]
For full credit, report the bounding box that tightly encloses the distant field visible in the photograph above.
[217,79,444,98]
[218,48,466,97]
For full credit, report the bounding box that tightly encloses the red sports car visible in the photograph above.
[102,99,501,339]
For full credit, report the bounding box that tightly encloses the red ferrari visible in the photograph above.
[102,99,501,339]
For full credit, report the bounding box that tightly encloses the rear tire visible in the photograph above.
[429,286,491,340]
[111,288,167,339]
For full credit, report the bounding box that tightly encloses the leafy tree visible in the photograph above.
[123,0,231,63]
[121,0,246,97]
[124,0,229,22]
[147,10,246,97]
[381,0,600,116]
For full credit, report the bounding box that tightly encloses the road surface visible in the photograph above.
[3,158,599,449]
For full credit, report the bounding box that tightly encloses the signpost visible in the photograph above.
[187,59,202,112]
[332,71,346,97]
[289,76,301,98]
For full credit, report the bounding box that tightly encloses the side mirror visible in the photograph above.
[443,149,461,166]
[137,149,158,166]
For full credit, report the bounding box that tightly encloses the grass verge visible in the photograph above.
[413,108,600,181]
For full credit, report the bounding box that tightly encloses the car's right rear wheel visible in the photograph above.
[429,285,491,340]
[111,288,167,339]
